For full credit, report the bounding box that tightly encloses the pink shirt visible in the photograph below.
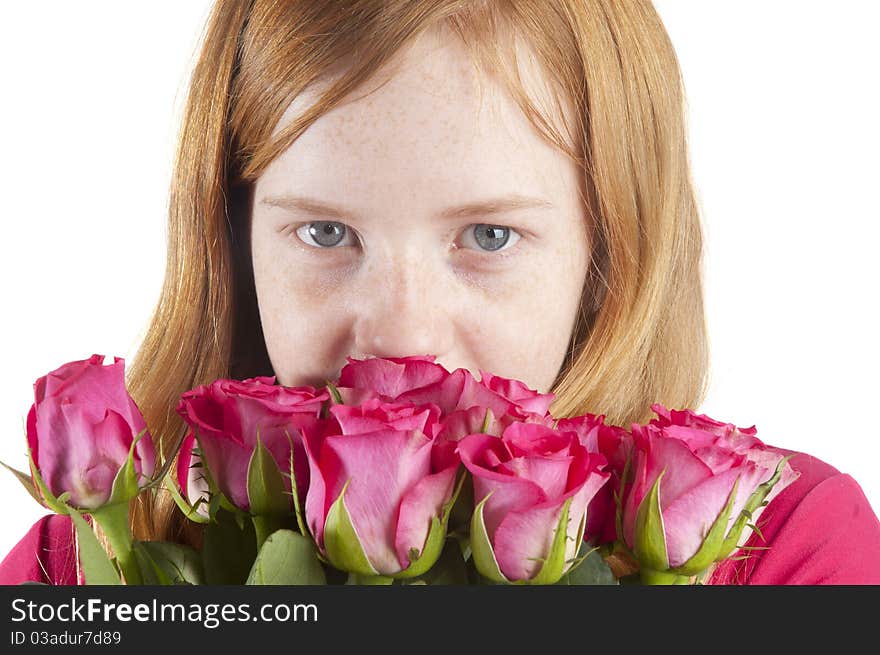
[1,449,878,585]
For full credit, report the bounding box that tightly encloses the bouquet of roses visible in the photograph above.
[3,354,798,586]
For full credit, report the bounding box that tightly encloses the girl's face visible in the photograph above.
[250,27,590,393]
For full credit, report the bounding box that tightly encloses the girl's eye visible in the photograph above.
[294,221,358,248]
[292,220,521,254]
[459,224,521,253]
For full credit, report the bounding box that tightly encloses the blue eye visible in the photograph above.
[292,220,521,255]
[295,221,356,248]
[462,224,521,253]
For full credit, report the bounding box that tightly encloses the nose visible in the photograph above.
[351,252,454,361]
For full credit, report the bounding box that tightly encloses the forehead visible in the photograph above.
[258,26,577,209]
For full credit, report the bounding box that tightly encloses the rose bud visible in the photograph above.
[175,377,328,521]
[458,421,610,584]
[24,354,156,511]
[621,404,799,584]
[302,399,461,580]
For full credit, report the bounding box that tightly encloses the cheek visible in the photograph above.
[456,250,586,390]
[251,236,352,384]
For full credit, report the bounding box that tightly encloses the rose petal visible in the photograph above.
[394,465,458,568]
[322,429,432,573]
[662,468,744,567]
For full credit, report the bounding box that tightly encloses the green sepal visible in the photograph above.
[716,455,794,561]
[163,476,210,524]
[108,427,151,504]
[394,467,466,579]
[133,541,205,585]
[138,429,186,493]
[0,459,44,508]
[614,445,634,545]
[68,509,122,585]
[633,471,669,572]
[246,433,289,518]
[108,453,139,507]
[671,478,740,576]
[480,408,494,434]
[447,470,475,533]
[283,428,309,538]
[207,492,223,521]
[469,491,509,583]
[526,497,573,585]
[326,381,343,404]
[324,481,379,576]
[246,529,327,585]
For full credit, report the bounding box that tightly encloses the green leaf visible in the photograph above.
[135,541,205,585]
[324,481,378,576]
[202,508,257,584]
[246,434,289,518]
[246,530,327,585]
[672,478,740,576]
[68,510,122,585]
[633,471,669,572]
[528,497,573,585]
[132,542,173,585]
[469,492,508,583]
[557,541,618,585]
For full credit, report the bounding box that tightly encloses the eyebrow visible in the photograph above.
[259,193,555,221]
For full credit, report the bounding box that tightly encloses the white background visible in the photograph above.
[1,1,877,560]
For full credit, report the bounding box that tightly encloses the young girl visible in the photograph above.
[2,0,878,585]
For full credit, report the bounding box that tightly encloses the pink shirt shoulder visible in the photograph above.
[0,513,80,586]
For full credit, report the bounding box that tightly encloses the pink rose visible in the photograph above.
[477,369,555,416]
[555,413,633,546]
[335,356,451,406]
[175,432,210,515]
[176,377,328,513]
[457,422,610,583]
[621,404,799,576]
[302,399,458,577]
[26,355,156,509]
[337,356,554,420]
